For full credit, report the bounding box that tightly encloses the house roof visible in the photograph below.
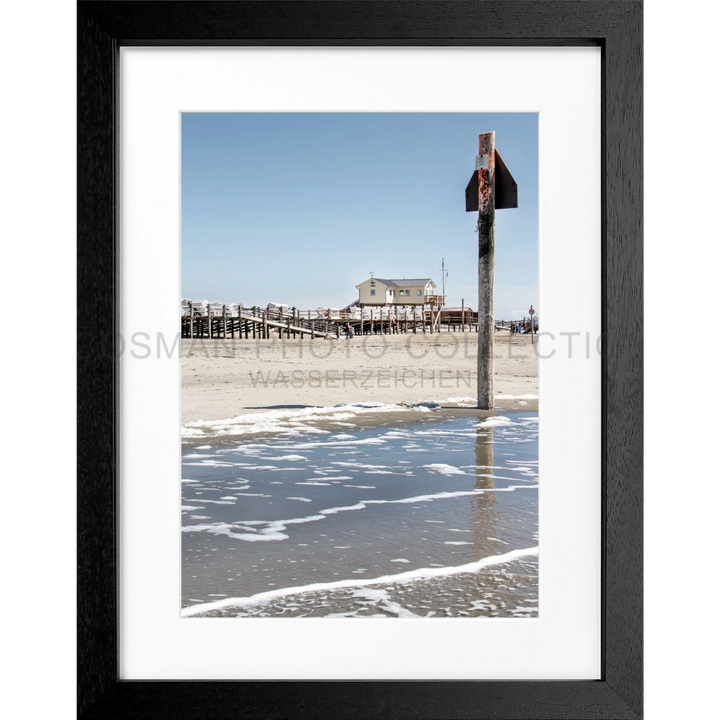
[370,278,435,287]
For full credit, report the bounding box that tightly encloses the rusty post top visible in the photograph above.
[466,131,518,213]
[479,131,495,155]
[477,132,496,215]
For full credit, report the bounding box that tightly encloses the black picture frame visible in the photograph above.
[77,1,642,718]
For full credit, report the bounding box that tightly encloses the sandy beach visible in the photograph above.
[182,331,538,425]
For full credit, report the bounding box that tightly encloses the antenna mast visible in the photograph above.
[439,258,449,302]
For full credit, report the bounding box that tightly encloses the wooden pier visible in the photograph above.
[180,303,535,340]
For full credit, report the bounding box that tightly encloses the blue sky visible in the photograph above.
[182,113,537,318]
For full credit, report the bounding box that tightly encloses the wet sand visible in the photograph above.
[191,555,539,619]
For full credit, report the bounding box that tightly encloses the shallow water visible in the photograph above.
[181,409,538,618]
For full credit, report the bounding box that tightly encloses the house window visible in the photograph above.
[389,290,394,296]
[370,289,376,296]
[417,289,422,296]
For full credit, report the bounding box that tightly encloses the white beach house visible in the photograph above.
[355,277,437,305]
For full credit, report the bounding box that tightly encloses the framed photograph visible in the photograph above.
[78,1,642,718]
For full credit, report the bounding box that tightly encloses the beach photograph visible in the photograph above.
[180,113,539,619]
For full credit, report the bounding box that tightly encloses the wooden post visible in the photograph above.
[461,299,465,332]
[477,131,496,410]
[360,305,364,336]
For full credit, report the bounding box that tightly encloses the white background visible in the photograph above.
[119,45,600,681]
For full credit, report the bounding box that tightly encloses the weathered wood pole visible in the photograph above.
[461,299,465,332]
[477,131,496,410]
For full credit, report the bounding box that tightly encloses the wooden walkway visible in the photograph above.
[182,306,465,339]
[179,305,534,340]
[182,307,329,340]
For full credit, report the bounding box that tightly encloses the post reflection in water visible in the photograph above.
[470,421,498,553]
[474,423,495,490]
